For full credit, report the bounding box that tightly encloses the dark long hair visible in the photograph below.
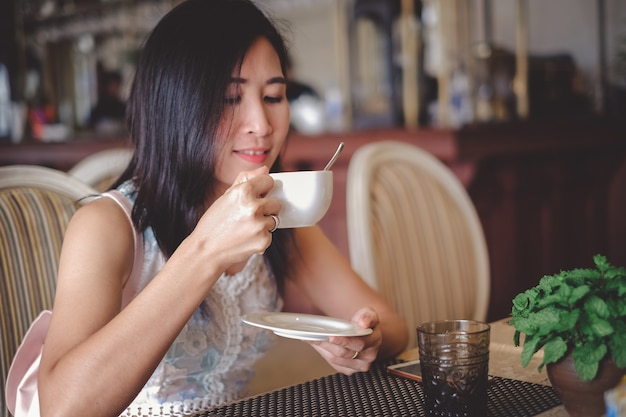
[114,0,294,294]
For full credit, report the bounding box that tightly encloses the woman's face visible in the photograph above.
[214,37,290,192]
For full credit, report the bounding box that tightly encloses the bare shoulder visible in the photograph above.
[68,195,133,241]
[61,194,136,284]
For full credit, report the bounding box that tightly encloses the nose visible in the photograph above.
[241,98,272,137]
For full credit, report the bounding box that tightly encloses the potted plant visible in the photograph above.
[509,254,626,417]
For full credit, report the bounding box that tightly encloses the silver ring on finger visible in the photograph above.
[269,214,280,233]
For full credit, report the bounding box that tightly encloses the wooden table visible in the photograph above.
[243,317,567,417]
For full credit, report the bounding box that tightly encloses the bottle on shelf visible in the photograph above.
[0,63,12,141]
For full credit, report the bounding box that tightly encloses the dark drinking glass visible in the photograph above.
[417,320,490,417]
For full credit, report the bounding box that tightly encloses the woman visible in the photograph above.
[37,1,408,416]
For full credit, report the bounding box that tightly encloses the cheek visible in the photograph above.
[212,130,236,185]
[214,159,239,189]
[217,108,236,136]
[270,104,291,134]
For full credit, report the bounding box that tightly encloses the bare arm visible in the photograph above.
[286,226,409,374]
[38,197,227,417]
[38,168,281,417]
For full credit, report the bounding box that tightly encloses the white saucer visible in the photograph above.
[242,312,373,341]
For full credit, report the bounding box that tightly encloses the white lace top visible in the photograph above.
[107,183,282,416]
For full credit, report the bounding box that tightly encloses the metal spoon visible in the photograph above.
[323,142,344,171]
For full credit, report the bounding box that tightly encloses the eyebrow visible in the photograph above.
[229,76,287,85]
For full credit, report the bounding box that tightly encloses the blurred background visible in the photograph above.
[0,0,625,321]
[0,0,624,138]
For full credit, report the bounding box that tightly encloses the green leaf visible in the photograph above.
[552,309,580,332]
[568,285,590,305]
[609,327,626,368]
[605,299,624,317]
[614,277,626,297]
[510,316,537,336]
[584,296,610,319]
[605,277,626,297]
[529,307,563,336]
[573,344,606,380]
[566,268,600,283]
[612,298,626,316]
[593,254,609,272]
[588,318,614,338]
[542,337,568,364]
[604,266,626,280]
[556,283,572,301]
[521,336,540,368]
[537,293,568,309]
[512,290,538,314]
[574,360,599,381]
[539,275,562,293]
[574,343,607,364]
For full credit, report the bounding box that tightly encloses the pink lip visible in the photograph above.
[235,148,269,164]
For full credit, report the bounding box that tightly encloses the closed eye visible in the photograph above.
[264,96,283,104]
[225,96,241,105]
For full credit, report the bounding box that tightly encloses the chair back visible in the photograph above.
[68,147,132,192]
[0,165,97,417]
[346,141,490,348]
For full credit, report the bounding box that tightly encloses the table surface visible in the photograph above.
[198,318,567,417]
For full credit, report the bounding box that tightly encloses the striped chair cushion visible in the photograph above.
[0,187,79,417]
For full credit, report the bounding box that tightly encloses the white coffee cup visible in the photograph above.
[268,171,333,228]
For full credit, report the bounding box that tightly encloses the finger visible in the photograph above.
[351,307,379,329]
[312,339,366,360]
[234,166,270,186]
[308,343,371,375]
[229,174,275,205]
[263,196,282,216]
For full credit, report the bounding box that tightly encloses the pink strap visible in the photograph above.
[101,190,144,307]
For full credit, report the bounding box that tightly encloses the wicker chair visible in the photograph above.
[346,141,490,348]
[68,147,132,192]
[0,165,97,417]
